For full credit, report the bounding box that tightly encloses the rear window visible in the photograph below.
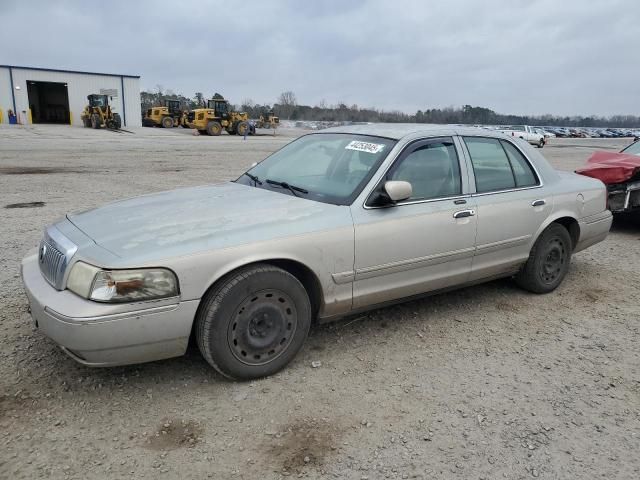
[622,141,640,156]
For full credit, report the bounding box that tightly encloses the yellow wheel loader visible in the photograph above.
[186,94,254,136]
[143,99,186,128]
[80,94,121,130]
[256,110,279,129]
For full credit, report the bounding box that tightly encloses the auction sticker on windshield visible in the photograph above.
[345,141,386,154]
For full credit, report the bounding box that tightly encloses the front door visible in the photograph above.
[350,137,477,309]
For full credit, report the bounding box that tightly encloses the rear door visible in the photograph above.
[460,136,551,281]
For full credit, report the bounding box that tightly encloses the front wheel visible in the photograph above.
[90,113,101,129]
[538,138,545,148]
[161,116,174,128]
[236,121,249,136]
[515,223,572,293]
[196,264,311,380]
[206,121,222,136]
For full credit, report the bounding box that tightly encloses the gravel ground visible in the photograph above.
[1,125,639,479]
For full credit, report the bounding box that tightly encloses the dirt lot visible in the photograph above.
[1,125,639,479]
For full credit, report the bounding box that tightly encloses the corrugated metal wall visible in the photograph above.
[0,68,12,123]
[0,67,141,127]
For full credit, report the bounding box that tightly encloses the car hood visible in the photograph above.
[67,182,350,261]
[575,150,640,184]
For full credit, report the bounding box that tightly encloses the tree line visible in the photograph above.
[140,87,640,128]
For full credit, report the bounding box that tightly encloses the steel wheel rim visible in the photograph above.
[540,237,566,284]
[227,289,297,366]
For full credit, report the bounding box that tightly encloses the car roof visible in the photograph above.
[320,123,501,140]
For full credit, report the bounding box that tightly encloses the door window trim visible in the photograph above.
[363,136,468,209]
[459,136,545,196]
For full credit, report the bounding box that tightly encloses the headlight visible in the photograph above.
[67,262,179,303]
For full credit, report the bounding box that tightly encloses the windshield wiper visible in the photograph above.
[265,179,309,197]
[242,172,262,185]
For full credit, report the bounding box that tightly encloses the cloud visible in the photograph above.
[1,0,638,116]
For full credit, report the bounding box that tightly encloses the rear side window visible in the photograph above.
[501,141,538,187]
[464,137,539,192]
[464,137,515,192]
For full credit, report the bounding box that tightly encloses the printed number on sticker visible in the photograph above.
[345,141,385,154]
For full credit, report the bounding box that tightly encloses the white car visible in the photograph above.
[498,125,546,148]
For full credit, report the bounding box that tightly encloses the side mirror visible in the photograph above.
[384,181,412,203]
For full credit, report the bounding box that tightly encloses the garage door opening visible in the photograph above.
[27,81,70,124]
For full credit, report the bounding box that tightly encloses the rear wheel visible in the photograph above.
[196,264,311,380]
[515,223,572,293]
[90,113,101,129]
[206,121,222,136]
[161,116,174,128]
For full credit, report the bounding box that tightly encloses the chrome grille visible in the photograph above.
[39,240,65,288]
[38,226,78,290]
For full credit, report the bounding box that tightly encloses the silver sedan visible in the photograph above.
[21,125,612,379]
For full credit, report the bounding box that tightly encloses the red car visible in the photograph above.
[576,140,640,214]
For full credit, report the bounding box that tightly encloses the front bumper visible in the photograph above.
[21,253,199,367]
[607,180,640,214]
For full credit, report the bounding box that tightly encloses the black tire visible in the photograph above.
[206,121,222,136]
[90,113,101,129]
[196,264,311,380]
[161,116,173,128]
[113,113,122,129]
[515,223,572,293]
[236,121,249,136]
[82,117,91,128]
[538,138,545,148]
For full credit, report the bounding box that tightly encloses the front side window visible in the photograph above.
[464,137,539,192]
[387,139,461,201]
[236,133,396,205]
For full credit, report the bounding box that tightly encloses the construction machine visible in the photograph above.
[142,99,187,128]
[80,94,121,129]
[186,94,254,136]
[256,110,279,129]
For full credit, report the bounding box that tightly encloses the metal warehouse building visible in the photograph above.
[0,65,141,127]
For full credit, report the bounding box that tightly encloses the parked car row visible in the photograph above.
[541,127,640,138]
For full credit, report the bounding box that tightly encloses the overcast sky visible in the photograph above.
[1,0,638,116]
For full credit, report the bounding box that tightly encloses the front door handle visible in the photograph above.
[531,199,546,207]
[453,209,475,219]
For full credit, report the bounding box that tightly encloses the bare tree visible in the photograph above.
[277,91,297,119]
[194,92,205,107]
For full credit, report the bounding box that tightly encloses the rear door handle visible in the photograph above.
[453,209,475,219]
[531,199,546,207]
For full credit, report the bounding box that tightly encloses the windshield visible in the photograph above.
[90,96,106,107]
[236,133,396,205]
[621,141,640,156]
